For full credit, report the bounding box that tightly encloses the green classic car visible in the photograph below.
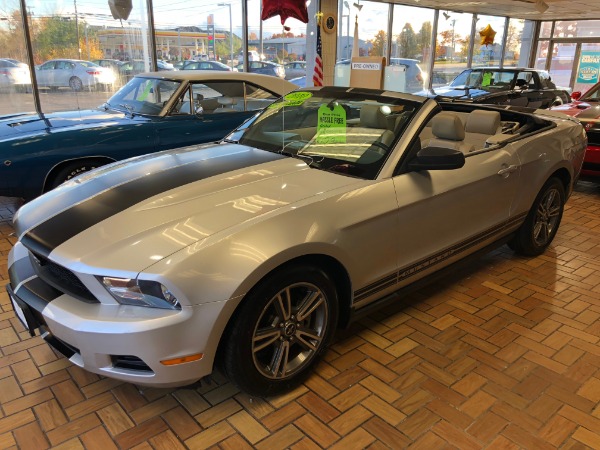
[0,71,295,199]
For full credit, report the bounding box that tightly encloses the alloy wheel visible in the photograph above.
[252,282,329,380]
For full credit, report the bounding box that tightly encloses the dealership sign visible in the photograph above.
[577,52,600,84]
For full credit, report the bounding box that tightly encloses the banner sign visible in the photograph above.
[577,51,600,84]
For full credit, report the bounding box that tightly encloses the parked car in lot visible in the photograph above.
[35,59,116,91]
[552,82,600,176]
[0,58,31,92]
[284,61,306,79]
[0,72,295,199]
[119,59,176,84]
[7,86,585,395]
[182,60,236,71]
[418,67,571,109]
[236,60,285,78]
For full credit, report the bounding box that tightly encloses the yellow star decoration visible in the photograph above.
[479,24,496,46]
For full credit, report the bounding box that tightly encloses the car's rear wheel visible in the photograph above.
[69,76,83,92]
[222,264,338,396]
[508,177,565,256]
[47,160,103,191]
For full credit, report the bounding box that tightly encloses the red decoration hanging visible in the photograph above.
[261,0,309,25]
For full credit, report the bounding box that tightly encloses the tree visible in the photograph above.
[249,32,258,40]
[396,23,417,58]
[416,21,432,61]
[368,30,387,57]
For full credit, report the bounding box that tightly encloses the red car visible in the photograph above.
[552,83,600,176]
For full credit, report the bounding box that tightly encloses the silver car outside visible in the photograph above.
[35,59,116,91]
[7,88,586,396]
[0,58,31,91]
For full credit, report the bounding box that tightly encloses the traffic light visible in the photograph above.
[108,0,132,20]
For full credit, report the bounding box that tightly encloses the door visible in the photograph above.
[36,61,55,86]
[391,145,521,289]
[155,81,256,151]
[54,61,74,87]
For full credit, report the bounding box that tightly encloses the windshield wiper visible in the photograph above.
[119,103,135,117]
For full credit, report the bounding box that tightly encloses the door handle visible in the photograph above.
[497,164,517,176]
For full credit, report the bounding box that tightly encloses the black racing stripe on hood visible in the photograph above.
[22,148,285,258]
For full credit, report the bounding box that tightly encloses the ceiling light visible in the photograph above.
[443,12,451,20]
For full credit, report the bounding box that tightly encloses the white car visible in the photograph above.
[0,58,31,91]
[8,87,585,396]
[35,59,116,91]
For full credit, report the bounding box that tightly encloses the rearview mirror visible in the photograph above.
[408,146,466,171]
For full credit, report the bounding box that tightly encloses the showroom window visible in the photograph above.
[432,11,473,87]
[0,1,33,115]
[473,15,506,67]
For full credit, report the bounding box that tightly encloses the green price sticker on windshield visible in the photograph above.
[481,72,493,87]
[316,104,346,144]
[268,91,313,109]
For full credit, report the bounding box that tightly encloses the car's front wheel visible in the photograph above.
[509,177,565,256]
[47,160,103,191]
[222,264,338,396]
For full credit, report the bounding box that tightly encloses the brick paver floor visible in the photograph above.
[1,180,600,449]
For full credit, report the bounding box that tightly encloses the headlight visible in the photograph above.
[98,276,180,310]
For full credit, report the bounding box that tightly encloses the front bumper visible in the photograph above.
[8,241,227,387]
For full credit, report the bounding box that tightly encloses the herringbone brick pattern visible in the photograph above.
[1,181,600,449]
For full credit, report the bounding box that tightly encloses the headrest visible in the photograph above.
[195,93,204,101]
[431,112,465,141]
[218,97,236,106]
[466,110,501,135]
[360,104,388,129]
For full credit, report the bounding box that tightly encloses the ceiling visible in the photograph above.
[389,0,600,21]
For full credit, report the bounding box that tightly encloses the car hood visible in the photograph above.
[0,108,132,138]
[15,143,361,274]
[551,101,600,121]
[417,86,495,101]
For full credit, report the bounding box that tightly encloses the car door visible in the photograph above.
[54,60,73,87]
[36,61,55,86]
[390,129,521,291]
[517,71,546,109]
[155,81,257,151]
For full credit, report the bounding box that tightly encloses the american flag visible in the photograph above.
[312,25,323,86]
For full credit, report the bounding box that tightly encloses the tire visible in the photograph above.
[508,177,565,256]
[222,264,338,396]
[47,160,102,190]
[69,77,83,92]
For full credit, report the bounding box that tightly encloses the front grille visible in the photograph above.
[112,355,153,372]
[29,252,99,303]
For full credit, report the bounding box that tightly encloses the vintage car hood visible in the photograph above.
[551,102,600,120]
[418,87,494,101]
[15,143,361,274]
[0,108,134,138]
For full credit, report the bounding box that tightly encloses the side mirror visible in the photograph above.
[408,146,466,171]
[571,91,582,101]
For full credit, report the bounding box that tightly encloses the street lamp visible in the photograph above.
[343,1,350,59]
[450,19,456,62]
[218,3,234,68]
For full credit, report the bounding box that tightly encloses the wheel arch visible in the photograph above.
[214,252,353,369]
[43,156,116,193]
[548,166,571,196]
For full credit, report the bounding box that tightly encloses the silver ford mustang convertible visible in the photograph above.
[7,86,586,396]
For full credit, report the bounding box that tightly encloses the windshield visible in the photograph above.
[582,84,600,101]
[106,77,182,115]
[232,90,419,180]
[450,69,517,92]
